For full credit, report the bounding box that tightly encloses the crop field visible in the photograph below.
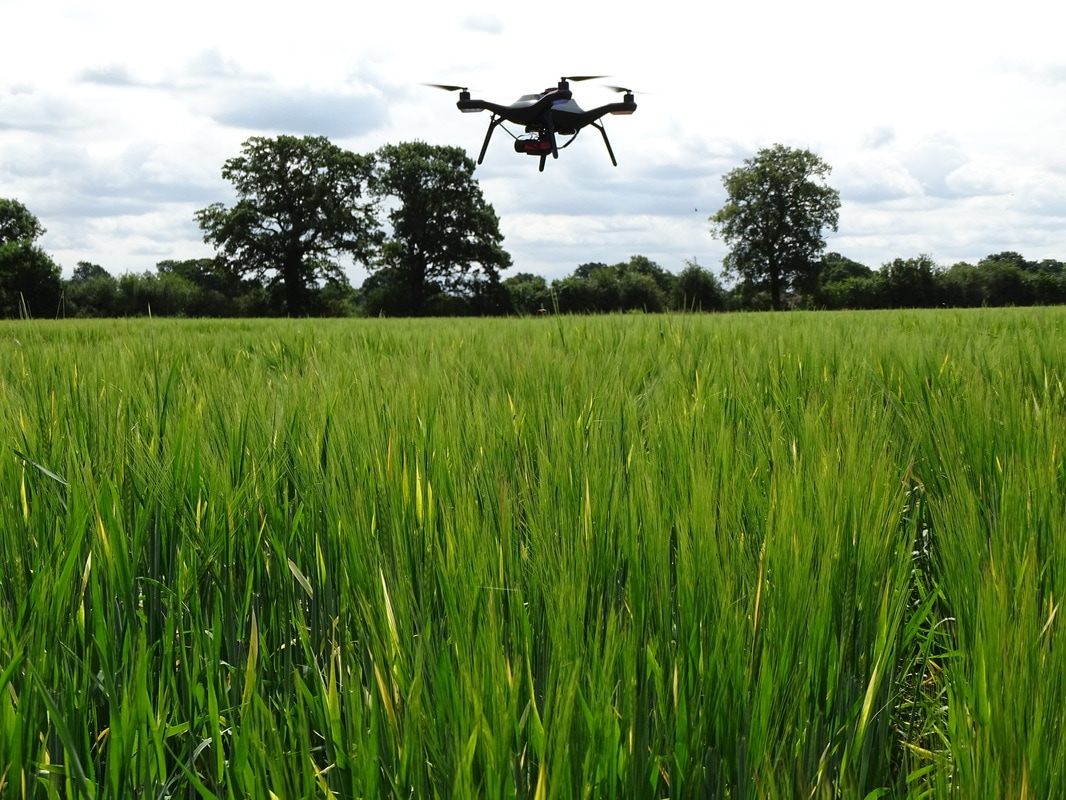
[0,309,1064,798]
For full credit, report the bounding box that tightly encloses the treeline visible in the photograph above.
[810,252,1066,310]
[51,255,718,318]
[7,138,1066,318]
[6,193,1066,319]
[33,250,1066,319]
[57,259,358,318]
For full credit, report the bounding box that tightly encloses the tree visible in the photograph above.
[621,255,675,298]
[554,266,624,313]
[0,199,62,318]
[544,257,675,314]
[573,262,611,280]
[710,144,840,310]
[819,252,872,285]
[940,262,982,307]
[503,272,551,314]
[881,255,942,307]
[1029,259,1066,305]
[155,258,248,316]
[975,255,1035,306]
[552,274,608,313]
[0,198,45,245]
[111,271,194,317]
[813,253,874,308]
[65,262,119,317]
[370,141,511,315]
[821,273,885,310]
[980,251,1031,273]
[71,261,111,283]
[617,269,666,311]
[673,259,725,311]
[196,135,379,316]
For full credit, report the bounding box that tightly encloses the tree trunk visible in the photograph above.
[769,259,783,310]
[404,258,428,316]
[282,257,307,316]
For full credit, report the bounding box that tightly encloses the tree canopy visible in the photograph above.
[196,135,379,316]
[367,141,511,316]
[0,199,62,318]
[710,144,840,310]
[0,198,46,245]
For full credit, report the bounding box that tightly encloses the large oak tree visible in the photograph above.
[196,136,379,315]
[710,144,840,310]
[368,141,511,315]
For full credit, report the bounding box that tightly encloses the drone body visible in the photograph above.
[429,77,637,171]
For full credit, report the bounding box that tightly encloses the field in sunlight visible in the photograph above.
[1,309,1063,798]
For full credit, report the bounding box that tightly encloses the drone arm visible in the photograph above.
[459,94,565,122]
[569,98,638,128]
[457,97,503,114]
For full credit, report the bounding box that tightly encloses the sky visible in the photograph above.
[2,0,1065,284]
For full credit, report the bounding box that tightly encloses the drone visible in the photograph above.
[426,76,637,171]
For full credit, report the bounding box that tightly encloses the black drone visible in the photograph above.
[427,76,637,171]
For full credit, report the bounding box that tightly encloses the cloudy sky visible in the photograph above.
[2,0,1065,283]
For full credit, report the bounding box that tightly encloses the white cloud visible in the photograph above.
[904,136,970,199]
[862,127,895,150]
[462,12,504,35]
[204,87,389,138]
[835,159,922,204]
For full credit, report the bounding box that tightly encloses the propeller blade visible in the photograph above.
[561,75,608,82]
[423,83,469,92]
[605,85,646,94]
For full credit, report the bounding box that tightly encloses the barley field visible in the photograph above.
[0,309,1063,798]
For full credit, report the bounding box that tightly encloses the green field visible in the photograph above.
[1,309,1063,798]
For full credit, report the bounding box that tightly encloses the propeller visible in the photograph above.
[561,75,609,82]
[605,85,647,95]
[423,83,470,92]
